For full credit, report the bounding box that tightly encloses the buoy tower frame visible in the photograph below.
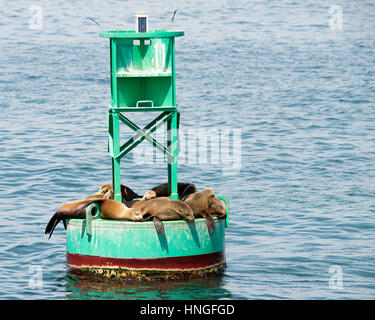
[100,29,184,201]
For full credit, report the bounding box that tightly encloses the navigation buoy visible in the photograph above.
[64,15,230,280]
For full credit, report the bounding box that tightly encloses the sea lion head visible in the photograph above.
[99,184,112,193]
[127,208,143,222]
[182,188,215,202]
[176,202,195,221]
[203,188,215,198]
[142,190,157,200]
[208,197,226,218]
[103,188,114,199]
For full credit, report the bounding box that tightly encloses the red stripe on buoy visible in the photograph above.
[67,251,225,271]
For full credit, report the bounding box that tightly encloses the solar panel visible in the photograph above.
[135,13,148,33]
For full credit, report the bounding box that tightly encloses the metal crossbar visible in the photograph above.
[116,112,176,162]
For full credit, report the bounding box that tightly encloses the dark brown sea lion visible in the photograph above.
[142,182,196,200]
[131,197,195,234]
[45,199,100,239]
[182,188,217,235]
[99,183,141,202]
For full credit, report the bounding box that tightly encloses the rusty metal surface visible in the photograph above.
[68,262,226,281]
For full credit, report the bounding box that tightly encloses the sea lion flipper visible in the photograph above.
[181,184,196,199]
[45,212,58,234]
[45,212,60,239]
[121,185,142,201]
[153,216,165,235]
[62,218,67,230]
[204,213,215,235]
[45,199,104,239]
[47,219,59,240]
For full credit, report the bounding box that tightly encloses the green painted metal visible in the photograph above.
[85,203,101,236]
[117,112,174,161]
[102,29,183,201]
[117,111,173,160]
[217,196,230,228]
[69,197,229,259]
[100,30,184,39]
[110,107,177,112]
[67,218,225,259]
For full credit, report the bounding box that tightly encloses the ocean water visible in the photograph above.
[0,0,374,299]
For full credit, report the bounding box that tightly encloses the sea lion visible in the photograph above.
[45,199,100,239]
[207,197,227,218]
[131,197,195,234]
[99,183,141,202]
[182,188,217,235]
[142,182,196,200]
[97,199,143,222]
[45,197,143,239]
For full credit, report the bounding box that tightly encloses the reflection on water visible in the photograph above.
[64,269,234,300]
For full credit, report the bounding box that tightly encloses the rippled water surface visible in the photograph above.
[0,0,374,299]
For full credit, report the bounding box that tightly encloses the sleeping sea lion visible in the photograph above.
[45,199,100,239]
[131,197,195,234]
[99,183,141,202]
[142,182,196,200]
[97,199,143,222]
[45,197,143,239]
[207,197,227,218]
[182,188,216,235]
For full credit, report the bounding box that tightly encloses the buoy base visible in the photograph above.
[67,251,226,280]
[68,263,226,281]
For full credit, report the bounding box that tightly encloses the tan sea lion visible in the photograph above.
[98,199,143,222]
[131,197,195,234]
[45,199,101,239]
[142,182,196,200]
[182,188,216,235]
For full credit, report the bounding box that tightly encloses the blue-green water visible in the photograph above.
[0,0,374,299]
